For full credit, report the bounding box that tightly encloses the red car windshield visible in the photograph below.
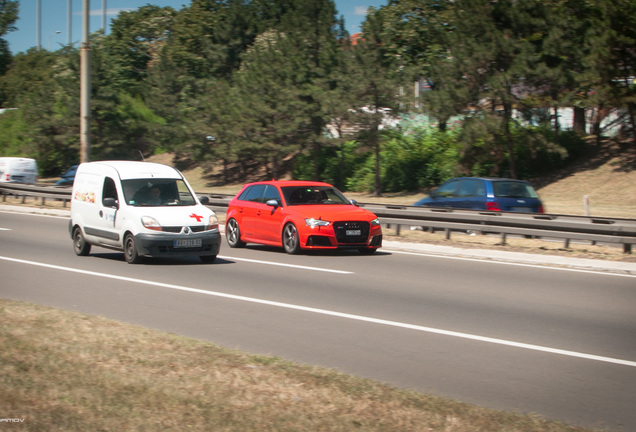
[281,186,350,205]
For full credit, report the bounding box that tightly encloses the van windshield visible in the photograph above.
[122,178,197,206]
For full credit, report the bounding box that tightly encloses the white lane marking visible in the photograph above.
[218,255,352,274]
[389,249,636,278]
[3,208,634,277]
[0,210,69,220]
[0,228,10,231]
[2,255,635,369]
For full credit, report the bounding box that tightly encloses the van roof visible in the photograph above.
[79,161,183,180]
[0,157,36,163]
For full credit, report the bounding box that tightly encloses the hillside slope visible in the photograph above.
[531,140,635,218]
[156,139,635,219]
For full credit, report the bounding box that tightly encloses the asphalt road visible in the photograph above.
[1,208,635,430]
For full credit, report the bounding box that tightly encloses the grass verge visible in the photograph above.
[1,298,600,432]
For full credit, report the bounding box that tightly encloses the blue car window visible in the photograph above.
[493,181,538,198]
[436,180,460,197]
[457,179,482,197]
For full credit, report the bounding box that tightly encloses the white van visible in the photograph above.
[69,161,221,264]
[0,157,38,184]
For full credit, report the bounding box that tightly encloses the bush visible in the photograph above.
[346,126,461,193]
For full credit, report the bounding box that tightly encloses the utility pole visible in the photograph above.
[80,0,91,163]
[102,0,107,35]
[68,0,72,45]
[36,0,41,50]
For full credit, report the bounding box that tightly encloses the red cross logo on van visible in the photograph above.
[189,213,203,222]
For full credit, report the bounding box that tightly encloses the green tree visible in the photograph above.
[372,0,456,129]
[442,0,556,178]
[274,0,345,181]
[579,0,636,143]
[98,5,177,95]
[0,0,18,78]
[232,30,312,179]
[164,0,259,80]
[535,0,591,136]
[349,7,403,196]
[0,47,82,174]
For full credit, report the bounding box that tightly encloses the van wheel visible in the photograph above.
[73,227,91,256]
[124,234,142,264]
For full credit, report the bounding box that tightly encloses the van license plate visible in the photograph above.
[346,230,361,236]
[174,239,202,248]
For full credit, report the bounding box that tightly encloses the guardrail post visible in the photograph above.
[625,244,632,254]
[564,239,571,249]
[500,233,507,246]
[445,228,451,240]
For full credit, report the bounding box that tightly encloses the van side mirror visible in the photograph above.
[103,198,118,209]
[199,195,210,205]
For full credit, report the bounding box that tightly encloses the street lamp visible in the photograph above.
[49,31,61,51]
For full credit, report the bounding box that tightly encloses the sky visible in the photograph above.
[4,0,388,55]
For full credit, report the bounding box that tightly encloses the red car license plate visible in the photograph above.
[346,229,361,236]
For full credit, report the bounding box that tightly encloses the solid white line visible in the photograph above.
[2,255,635,368]
[218,255,353,274]
[0,209,69,219]
[388,249,636,278]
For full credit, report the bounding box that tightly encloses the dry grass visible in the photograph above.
[0,299,598,432]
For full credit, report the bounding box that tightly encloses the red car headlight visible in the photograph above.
[305,218,331,228]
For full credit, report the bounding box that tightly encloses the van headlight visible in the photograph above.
[305,218,331,228]
[207,214,219,231]
[142,216,162,231]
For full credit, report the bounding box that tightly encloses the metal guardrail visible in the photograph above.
[356,203,636,253]
[2,183,635,253]
[0,183,73,207]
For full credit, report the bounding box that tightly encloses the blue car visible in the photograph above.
[415,177,545,213]
[55,165,78,186]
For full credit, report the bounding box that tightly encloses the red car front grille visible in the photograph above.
[333,221,370,244]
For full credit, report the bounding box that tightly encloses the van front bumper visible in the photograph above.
[134,230,221,258]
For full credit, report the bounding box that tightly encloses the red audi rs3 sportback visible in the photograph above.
[225,180,383,254]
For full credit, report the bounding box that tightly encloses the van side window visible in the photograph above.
[102,177,118,204]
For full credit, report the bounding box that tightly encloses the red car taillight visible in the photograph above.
[486,202,501,211]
